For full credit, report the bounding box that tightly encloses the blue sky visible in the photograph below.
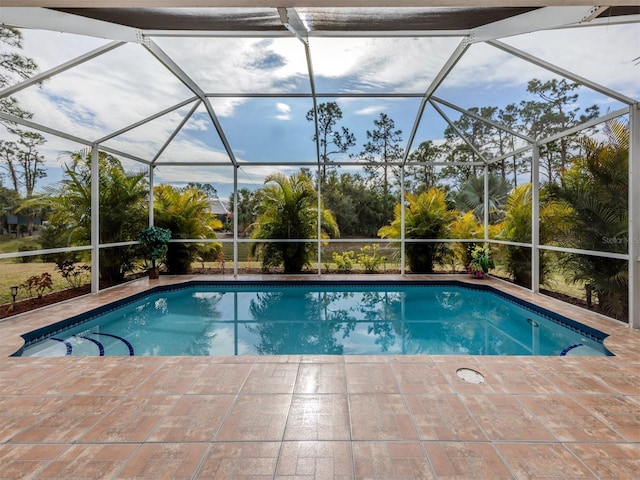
[1,22,638,199]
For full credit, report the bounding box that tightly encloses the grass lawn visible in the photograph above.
[0,262,80,305]
[0,235,42,254]
[491,264,587,300]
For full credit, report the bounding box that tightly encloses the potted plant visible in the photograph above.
[468,244,494,279]
[139,226,171,279]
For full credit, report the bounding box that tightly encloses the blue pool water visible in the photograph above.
[16,281,612,357]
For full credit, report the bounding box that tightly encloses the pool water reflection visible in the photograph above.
[17,282,612,357]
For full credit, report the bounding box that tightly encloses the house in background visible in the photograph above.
[208,197,231,229]
[2,206,42,236]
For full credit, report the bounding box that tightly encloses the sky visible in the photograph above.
[1,17,638,200]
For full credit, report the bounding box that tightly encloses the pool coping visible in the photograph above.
[1,274,638,360]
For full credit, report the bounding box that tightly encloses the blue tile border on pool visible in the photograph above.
[12,279,614,357]
[560,343,584,356]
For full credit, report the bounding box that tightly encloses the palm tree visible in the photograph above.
[559,120,629,320]
[24,149,148,282]
[500,184,535,286]
[378,187,455,273]
[249,171,339,273]
[449,211,483,270]
[500,183,572,288]
[450,174,511,224]
[153,184,223,274]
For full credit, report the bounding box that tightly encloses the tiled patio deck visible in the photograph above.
[1,275,639,479]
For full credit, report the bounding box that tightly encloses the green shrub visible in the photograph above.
[17,244,41,263]
[357,245,385,273]
[332,250,355,273]
[55,261,91,289]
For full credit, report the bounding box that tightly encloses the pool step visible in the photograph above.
[25,333,134,357]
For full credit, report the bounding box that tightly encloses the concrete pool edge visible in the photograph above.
[2,274,637,359]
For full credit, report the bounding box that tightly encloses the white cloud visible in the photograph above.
[443,24,639,102]
[234,162,304,192]
[153,164,234,186]
[153,36,308,95]
[354,105,386,116]
[505,24,640,100]
[21,30,110,72]
[309,37,464,92]
[183,120,209,132]
[13,40,194,142]
[156,136,232,164]
[274,102,292,120]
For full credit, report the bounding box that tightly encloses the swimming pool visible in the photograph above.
[15,281,612,357]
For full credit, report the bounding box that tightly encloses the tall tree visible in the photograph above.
[186,182,218,198]
[16,129,45,197]
[405,140,441,194]
[520,78,600,183]
[321,171,392,237]
[440,107,495,184]
[319,171,359,236]
[361,113,403,196]
[0,27,38,122]
[0,139,18,192]
[0,27,46,202]
[230,188,262,237]
[493,103,525,184]
[0,129,47,197]
[306,102,356,184]
[0,181,20,232]
[0,182,19,206]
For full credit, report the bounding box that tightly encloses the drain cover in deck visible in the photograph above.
[456,368,485,384]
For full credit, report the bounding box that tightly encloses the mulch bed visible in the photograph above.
[0,274,147,320]
[539,288,606,315]
[1,285,92,319]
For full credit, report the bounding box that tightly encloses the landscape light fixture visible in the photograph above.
[10,285,18,303]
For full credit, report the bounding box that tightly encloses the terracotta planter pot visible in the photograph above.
[148,267,160,280]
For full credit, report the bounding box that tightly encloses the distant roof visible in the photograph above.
[209,198,230,216]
